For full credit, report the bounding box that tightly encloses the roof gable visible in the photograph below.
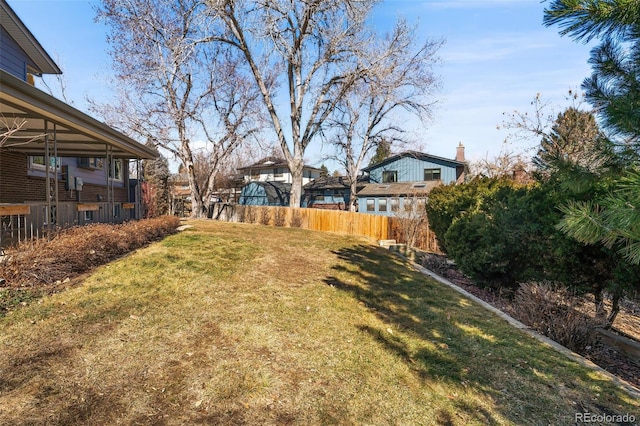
[237,156,322,172]
[363,151,465,173]
[0,0,61,75]
[303,175,369,190]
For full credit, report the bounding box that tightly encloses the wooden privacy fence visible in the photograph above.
[210,204,441,253]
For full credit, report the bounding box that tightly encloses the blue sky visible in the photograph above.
[8,0,595,171]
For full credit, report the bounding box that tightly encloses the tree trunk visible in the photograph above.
[349,179,358,212]
[593,287,606,319]
[184,160,204,218]
[605,292,621,329]
[288,155,304,208]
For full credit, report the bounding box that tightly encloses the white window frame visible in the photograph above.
[78,157,104,169]
[109,159,124,182]
[29,156,61,171]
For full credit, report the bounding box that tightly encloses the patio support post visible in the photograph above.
[110,146,114,221]
[44,119,51,236]
[53,123,59,227]
[136,158,142,220]
[105,144,111,222]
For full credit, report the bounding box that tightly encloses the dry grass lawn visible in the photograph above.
[0,220,638,425]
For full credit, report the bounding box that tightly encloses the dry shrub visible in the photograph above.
[235,205,246,223]
[273,207,286,227]
[290,210,302,228]
[512,282,606,353]
[0,216,180,289]
[259,207,271,225]
[421,253,449,276]
[245,206,257,223]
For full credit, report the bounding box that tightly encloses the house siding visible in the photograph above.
[0,151,128,204]
[357,196,428,216]
[0,26,30,80]
[368,157,460,184]
[244,168,320,185]
[239,182,290,206]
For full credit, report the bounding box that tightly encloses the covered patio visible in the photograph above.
[0,69,158,246]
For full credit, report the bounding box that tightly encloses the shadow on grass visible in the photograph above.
[324,244,639,424]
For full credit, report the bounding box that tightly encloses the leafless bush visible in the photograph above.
[245,206,257,223]
[273,207,286,227]
[511,282,606,353]
[259,207,272,225]
[421,253,449,276]
[235,205,246,223]
[290,210,302,228]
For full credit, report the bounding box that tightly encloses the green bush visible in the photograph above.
[426,177,512,253]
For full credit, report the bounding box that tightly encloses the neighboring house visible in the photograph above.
[238,181,291,206]
[236,156,321,206]
[236,156,321,185]
[302,175,369,210]
[357,145,467,216]
[0,0,157,246]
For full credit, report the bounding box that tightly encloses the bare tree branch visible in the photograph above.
[92,0,263,217]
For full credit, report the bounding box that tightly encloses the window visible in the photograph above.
[390,198,400,212]
[314,192,325,202]
[333,190,345,198]
[366,199,375,212]
[113,204,121,218]
[382,170,397,183]
[78,157,104,169]
[84,211,94,221]
[29,156,60,170]
[274,167,283,177]
[424,168,441,181]
[378,198,387,212]
[109,159,123,181]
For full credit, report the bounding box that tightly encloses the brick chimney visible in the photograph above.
[455,142,465,162]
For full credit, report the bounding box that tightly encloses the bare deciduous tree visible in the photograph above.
[392,190,430,250]
[93,0,263,217]
[1,116,46,148]
[205,0,386,207]
[328,19,442,211]
[468,150,532,183]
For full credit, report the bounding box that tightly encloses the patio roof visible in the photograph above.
[1,70,158,159]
